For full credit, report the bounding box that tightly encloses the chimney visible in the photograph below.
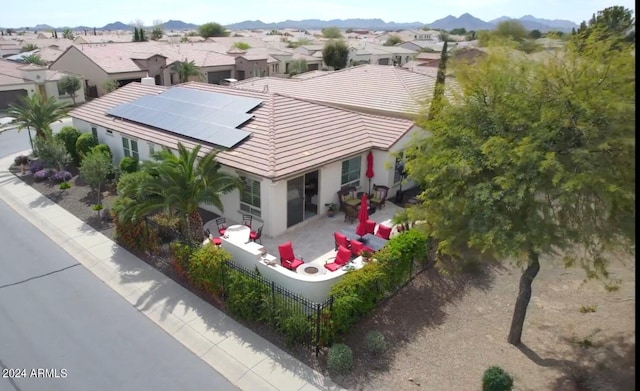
[141,75,156,85]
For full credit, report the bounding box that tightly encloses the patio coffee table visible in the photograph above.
[339,228,388,251]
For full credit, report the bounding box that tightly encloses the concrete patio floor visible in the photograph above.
[205,201,405,264]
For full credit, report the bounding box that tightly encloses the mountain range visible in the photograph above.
[6,14,579,33]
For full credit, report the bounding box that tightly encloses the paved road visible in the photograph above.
[0,127,239,391]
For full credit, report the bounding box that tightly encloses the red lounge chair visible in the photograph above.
[365,219,377,235]
[334,232,350,251]
[350,239,373,258]
[278,241,304,270]
[250,225,263,244]
[325,246,352,272]
[375,224,392,240]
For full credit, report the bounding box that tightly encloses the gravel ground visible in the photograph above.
[11,163,635,390]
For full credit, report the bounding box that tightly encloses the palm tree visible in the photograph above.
[173,59,203,83]
[120,143,244,242]
[8,94,70,147]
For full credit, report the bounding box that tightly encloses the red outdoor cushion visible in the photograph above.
[350,239,364,257]
[365,219,377,235]
[325,245,352,271]
[334,232,350,250]
[218,228,227,235]
[325,262,341,272]
[278,242,303,270]
[211,237,222,246]
[376,224,392,240]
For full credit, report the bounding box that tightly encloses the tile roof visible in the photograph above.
[0,59,73,86]
[232,64,440,119]
[69,82,415,180]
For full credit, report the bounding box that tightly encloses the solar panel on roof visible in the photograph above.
[106,87,263,149]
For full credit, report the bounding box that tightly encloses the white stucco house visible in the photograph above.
[0,59,85,111]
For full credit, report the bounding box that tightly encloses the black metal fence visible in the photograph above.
[221,261,334,355]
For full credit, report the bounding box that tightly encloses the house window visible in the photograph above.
[122,137,139,159]
[240,176,261,217]
[91,127,98,141]
[341,156,361,187]
[148,142,156,156]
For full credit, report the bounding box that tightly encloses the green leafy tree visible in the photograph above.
[322,27,342,39]
[529,29,542,39]
[494,20,529,42]
[575,5,635,49]
[427,40,448,120]
[80,150,113,206]
[75,132,99,159]
[57,75,82,105]
[22,54,47,65]
[384,35,402,46]
[322,40,349,70]
[450,28,467,35]
[405,37,635,346]
[173,59,203,83]
[117,143,244,243]
[232,41,251,50]
[34,136,70,171]
[103,79,120,93]
[62,28,74,40]
[8,94,70,141]
[20,43,38,52]
[198,22,228,38]
[151,20,164,41]
[288,59,308,76]
[55,126,82,164]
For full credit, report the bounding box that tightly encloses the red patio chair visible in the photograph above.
[325,245,352,272]
[350,239,374,258]
[216,217,227,236]
[334,232,350,251]
[278,241,304,271]
[250,225,263,244]
[375,224,392,240]
[365,219,377,235]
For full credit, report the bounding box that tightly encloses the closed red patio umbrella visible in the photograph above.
[365,151,374,195]
[355,193,369,238]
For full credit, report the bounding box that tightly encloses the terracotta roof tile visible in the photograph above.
[69,82,415,180]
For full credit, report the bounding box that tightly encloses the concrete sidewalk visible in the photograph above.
[0,152,343,391]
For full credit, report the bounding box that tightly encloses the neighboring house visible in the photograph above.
[49,42,236,97]
[231,64,441,120]
[0,59,85,110]
[68,81,421,238]
[0,40,21,58]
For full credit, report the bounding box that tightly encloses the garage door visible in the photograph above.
[0,89,28,111]
[208,71,232,84]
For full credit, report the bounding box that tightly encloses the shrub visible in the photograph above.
[34,136,70,171]
[59,182,71,190]
[29,160,44,174]
[278,311,312,347]
[55,126,81,163]
[578,305,597,313]
[364,331,387,355]
[187,245,232,296]
[170,241,196,277]
[92,143,113,161]
[33,169,49,181]
[119,156,139,173]
[150,212,183,242]
[51,170,72,183]
[482,366,514,391]
[112,196,157,252]
[14,155,29,166]
[75,133,98,159]
[225,270,270,321]
[327,343,353,375]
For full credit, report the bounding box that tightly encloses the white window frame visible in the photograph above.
[239,175,261,218]
[341,156,362,187]
[122,137,139,160]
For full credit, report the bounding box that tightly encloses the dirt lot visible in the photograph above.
[12,164,635,390]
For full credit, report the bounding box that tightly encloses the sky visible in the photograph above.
[0,0,635,28]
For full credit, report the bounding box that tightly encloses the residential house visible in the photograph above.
[0,59,85,110]
[49,42,236,97]
[68,81,421,237]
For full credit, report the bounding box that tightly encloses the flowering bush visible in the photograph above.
[51,170,72,183]
[30,160,44,174]
[33,169,50,181]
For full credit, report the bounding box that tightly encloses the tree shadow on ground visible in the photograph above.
[547,332,636,391]
[339,252,506,386]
